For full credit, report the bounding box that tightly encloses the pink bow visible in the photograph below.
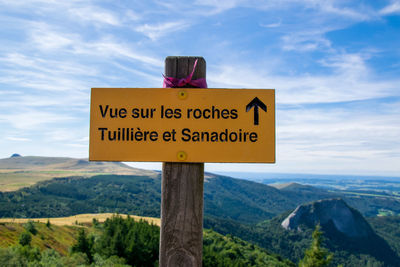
[163,59,208,88]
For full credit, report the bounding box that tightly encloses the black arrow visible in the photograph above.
[246,97,267,125]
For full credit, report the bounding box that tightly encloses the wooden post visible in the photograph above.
[159,56,206,267]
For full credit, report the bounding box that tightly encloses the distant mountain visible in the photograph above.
[282,198,374,238]
[279,198,400,266]
[0,156,158,191]
[0,155,156,176]
[205,199,400,267]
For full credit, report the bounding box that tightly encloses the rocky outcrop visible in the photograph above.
[281,198,374,238]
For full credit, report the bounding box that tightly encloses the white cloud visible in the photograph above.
[29,23,76,51]
[6,136,31,142]
[135,21,190,41]
[0,110,76,130]
[311,0,372,20]
[1,53,98,77]
[260,20,281,28]
[43,129,89,149]
[68,6,121,26]
[74,38,163,67]
[274,104,400,174]
[208,52,400,104]
[282,31,332,52]
[380,1,400,15]
[194,0,243,14]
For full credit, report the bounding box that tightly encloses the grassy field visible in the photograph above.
[0,213,160,226]
[0,213,160,255]
[0,171,109,192]
[0,221,81,255]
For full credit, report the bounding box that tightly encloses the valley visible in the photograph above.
[1,155,400,266]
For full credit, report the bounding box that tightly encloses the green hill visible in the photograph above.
[1,157,400,266]
[0,155,157,191]
[1,156,399,219]
[0,173,331,223]
[1,171,399,224]
[0,215,294,267]
[205,201,400,267]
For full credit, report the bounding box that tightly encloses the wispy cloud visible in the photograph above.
[79,38,163,67]
[209,53,400,105]
[29,22,76,51]
[6,136,31,142]
[195,0,244,14]
[0,109,76,130]
[68,6,121,26]
[260,20,281,28]
[380,1,400,15]
[281,30,332,52]
[135,21,190,41]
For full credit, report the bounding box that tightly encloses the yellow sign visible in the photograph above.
[89,88,275,163]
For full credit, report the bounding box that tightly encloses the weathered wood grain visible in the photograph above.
[159,56,206,267]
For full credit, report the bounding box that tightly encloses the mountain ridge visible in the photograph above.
[281,198,374,238]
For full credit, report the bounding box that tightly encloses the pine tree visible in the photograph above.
[24,220,37,235]
[71,228,94,262]
[299,225,333,267]
[19,231,32,246]
[46,219,51,228]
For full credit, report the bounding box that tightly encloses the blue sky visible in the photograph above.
[0,0,399,176]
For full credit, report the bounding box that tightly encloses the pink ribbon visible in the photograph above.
[163,59,207,88]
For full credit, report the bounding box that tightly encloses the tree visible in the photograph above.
[24,220,37,235]
[71,228,94,262]
[19,231,32,246]
[299,225,333,267]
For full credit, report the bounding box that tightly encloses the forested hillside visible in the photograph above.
[2,173,399,222]
[1,171,400,266]
[0,215,294,267]
[205,209,400,266]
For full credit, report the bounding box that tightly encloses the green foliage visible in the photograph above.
[94,215,160,267]
[29,249,64,267]
[0,246,87,267]
[1,173,400,226]
[91,253,130,267]
[204,215,400,267]
[24,221,37,235]
[1,216,295,267]
[45,219,51,228]
[368,216,400,255]
[203,229,295,267]
[0,245,41,266]
[0,175,161,219]
[0,246,27,266]
[298,225,333,267]
[19,231,32,246]
[92,218,99,227]
[71,228,94,262]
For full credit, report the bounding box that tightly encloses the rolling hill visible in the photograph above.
[1,156,400,266]
[0,155,157,191]
[0,215,294,267]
